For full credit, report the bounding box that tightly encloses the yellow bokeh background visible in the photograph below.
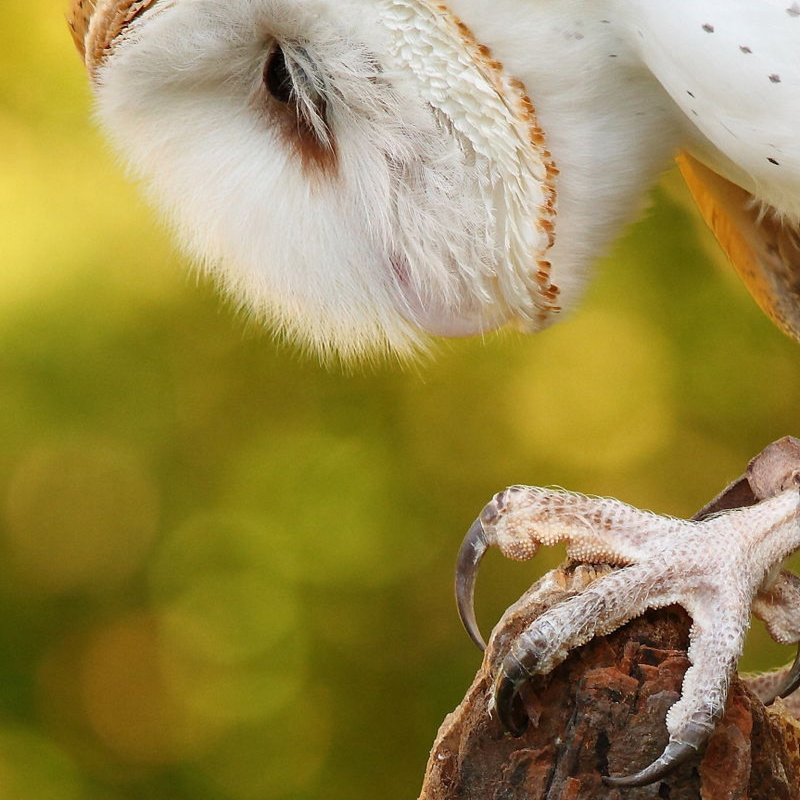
[2,3,800,798]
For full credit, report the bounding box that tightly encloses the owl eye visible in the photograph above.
[264,45,293,104]
[262,43,335,171]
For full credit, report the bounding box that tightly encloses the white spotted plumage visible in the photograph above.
[626,0,800,216]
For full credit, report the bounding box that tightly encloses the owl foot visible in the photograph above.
[455,437,800,787]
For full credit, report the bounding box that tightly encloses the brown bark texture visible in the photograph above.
[418,564,800,800]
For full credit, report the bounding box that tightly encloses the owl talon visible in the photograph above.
[766,643,800,703]
[493,679,529,737]
[493,652,535,736]
[456,438,800,786]
[455,517,490,651]
[603,740,699,788]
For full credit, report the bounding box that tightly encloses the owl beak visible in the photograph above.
[68,0,160,77]
[678,152,800,342]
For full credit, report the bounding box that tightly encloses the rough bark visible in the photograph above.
[418,564,800,800]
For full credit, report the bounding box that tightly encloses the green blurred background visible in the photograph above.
[2,3,800,798]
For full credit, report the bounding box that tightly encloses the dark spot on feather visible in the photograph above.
[768,157,780,165]
[740,45,752,53]
[769,73,782,83]
[702,23,715,33]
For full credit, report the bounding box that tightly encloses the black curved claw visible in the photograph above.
[603,740,699,788]
[455,518,490,651]
[766,643,800,703]
[493,654,531,737]
[778,644,800,698]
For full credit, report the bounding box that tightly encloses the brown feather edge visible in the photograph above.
[68,0,161,77]
[438,4,561,319]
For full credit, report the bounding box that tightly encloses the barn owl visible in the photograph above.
[69,0,800,787]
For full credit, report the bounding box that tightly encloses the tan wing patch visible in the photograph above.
[68,0,99,59]
[678,151,800,343]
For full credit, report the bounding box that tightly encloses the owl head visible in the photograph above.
[70,0,559,359]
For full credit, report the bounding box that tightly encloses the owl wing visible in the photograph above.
[677,152,800,342]
[628,0,800,339]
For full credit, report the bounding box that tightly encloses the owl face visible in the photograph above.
[75,0,558,358]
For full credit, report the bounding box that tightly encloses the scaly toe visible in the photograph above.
[459,455,800,784]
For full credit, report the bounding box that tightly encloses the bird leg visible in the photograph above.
[455,436,800,787]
